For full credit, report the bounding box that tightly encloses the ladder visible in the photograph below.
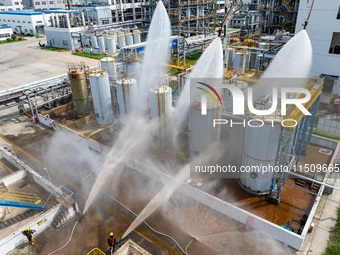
[0,189,44,210]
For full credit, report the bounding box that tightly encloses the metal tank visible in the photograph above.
[68,68,90,115]
[233,52,250,74]
[133,30,141,44]
[125,32,133,46]
[89,69,114,125]
[101,57,116,77]
[91,36,98,48]
[259,42,269,50]
[123,60,140,78]
[239,120,282,195]
[225,48,235,67]
[118,33,126,48]
[116,78,137,125]
[189,102,222,159]
[107,38,116,55]
[149,85,173,149]
[98,36,105,53]
[222,80,248,112]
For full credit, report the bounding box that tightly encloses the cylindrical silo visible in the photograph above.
[225,48,235,67]
[68,68,90,115]
[101,57,116,77]
[98,36,105,54]
[133,30,141,44]
[149,85,173,149]
[117,78,137,125]
[126,32,133,46]
[89,69,114,125]
[123,60,140,78]
[223,80,248,112]
[91,36,98,48]
[107,38,117,55]
[239,119,282,195]
[118,33,126,48]
[188,103,222,159]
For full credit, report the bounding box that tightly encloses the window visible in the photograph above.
[57,0,61,3]
[0,9,4,11]
[28,21,31,23]
[8,8,12,10]
[41,1,46,4]
[17,20,20,23]
[22,21,25,23]
[24,29,27,32]
[62,40,68,45]
[14,2,19,5]
[0,33,10,38]
[329,33,340,54]
[16,8,20,10]
[8,20,10,22]
[49,1,54,3]
[36,20,42,23]
[35,2,40,5]
[12,20,15,22]
[30,29,33,33]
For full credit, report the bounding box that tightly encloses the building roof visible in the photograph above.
[0,10,43,15]
[0,26,12,29]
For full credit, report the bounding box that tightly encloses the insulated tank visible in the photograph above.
[125,32,133,46]
[101,57,116,77]
[107,38,116,55]
[118,33,126,48]
[116,78,137,125]
[225,48,235,67]
[91,36,98,48]
[149,85,173,149]
[89,70,114,125]
[233,52,250,74]
[123,60,140,78]
[188,102,222,159]
[68,68,90,115]
[98,36,105,53]
[133,30,141,44]
[239,119,282,195]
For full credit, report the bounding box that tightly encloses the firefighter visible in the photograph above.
[23,227,36,245]
[108,232,116,253]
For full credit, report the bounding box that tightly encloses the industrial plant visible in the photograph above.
[0,0,340,255]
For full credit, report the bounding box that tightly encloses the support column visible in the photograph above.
[66,13,71,28]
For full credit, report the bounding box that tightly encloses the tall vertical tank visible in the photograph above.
[123,60,140,78]
[189,103,222,159]
[91,36,98,48]
[118,33,126,48]
[107,38,117,55]
[225,48,235,67]
[116,78,138,125]
[149,85,173,149]
[125,32,133,46]
[89,69,114,125]
[233,52,250,74]
[133,30,141,44]
[239,119,282,195]
[98,36,105,53]
[101,57,116,77]
[68,68,90,115]
[223,80,248,112]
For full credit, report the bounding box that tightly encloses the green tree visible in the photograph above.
[11,34,17,40]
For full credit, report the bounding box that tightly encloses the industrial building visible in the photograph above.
[0,25,12,39]
[0,10,49,35]
[0,0,24,12]
[257,0,300,34]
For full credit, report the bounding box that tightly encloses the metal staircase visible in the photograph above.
[0,189,44,210]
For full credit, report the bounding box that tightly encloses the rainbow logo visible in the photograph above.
[196,82,222,115]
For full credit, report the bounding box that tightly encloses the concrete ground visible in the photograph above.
[0,36,99,90]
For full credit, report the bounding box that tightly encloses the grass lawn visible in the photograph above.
[0,38,27,45]
[313,130,340,141]
[324,208,340,254]
[41,46,69,52]
[72,52,104,60]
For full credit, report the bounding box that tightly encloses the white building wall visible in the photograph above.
[0,26,13,40]
[30,0,65,10]
[0,11,48,35]
[296,0,340,94]
[45,26,84,49]
[0,0,24,10]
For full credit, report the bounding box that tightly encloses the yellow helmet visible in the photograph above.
[25,227,30,231]
[110,232,114,237]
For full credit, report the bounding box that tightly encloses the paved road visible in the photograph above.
[0,37,99,90]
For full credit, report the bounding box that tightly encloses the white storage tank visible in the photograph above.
[101,57,116,77]
[233,52,250,74]
[107,38,116,55]
[123,60,140,78]
[126,32,133,46]
[117,78,138,125]
[133,30,141,44]
[222,80,248,112]
[98,36,105,54]
[225,48,235,67]
[118,33,126,48]
[149,85,173,149]
[91,36,98,48]
[89,69,114,125]
[239,119,283,195]
[189,102,222,159]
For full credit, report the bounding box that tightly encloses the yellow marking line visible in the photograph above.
[0,160,14,173]
[0,134,182,255]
